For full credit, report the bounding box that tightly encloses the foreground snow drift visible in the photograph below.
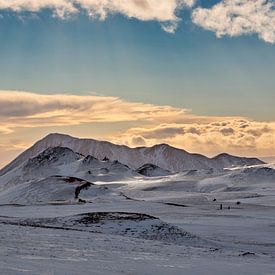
[0,137,275,274]
[1,212,210,247]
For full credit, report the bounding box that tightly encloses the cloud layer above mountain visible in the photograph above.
[1,91,275,162]
[117,120,275,157]
[0,91,188,130]
[0,0,274,42]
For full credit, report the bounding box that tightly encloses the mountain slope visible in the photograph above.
[212,153,263,168]
[0,147,140,190]
[0,133,264,175]
[0,176,111,205]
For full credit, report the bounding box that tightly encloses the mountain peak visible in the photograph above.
[23,146,83,171]
[214,153,234,159]
[0,133,265,176]
[42,133,78,141]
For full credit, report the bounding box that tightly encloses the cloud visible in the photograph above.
[1,90,275,162]
[0,90,242,133]
[116,120,275,156]
[1,0,274,42]
[192,0,275,43]
[0,90,189,132]
[0,126,13,134]
[131,136,146,146]
[0,0,77,19]
[0,0,195,32]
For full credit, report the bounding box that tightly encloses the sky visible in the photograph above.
[0,0,275,167]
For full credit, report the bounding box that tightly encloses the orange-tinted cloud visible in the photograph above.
[0,90,189,132]
[115,120,275,156]
[0,90,274,167]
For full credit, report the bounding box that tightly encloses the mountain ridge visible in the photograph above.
[0,133,264,176]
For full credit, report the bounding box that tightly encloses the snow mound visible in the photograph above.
[78,156,136,181]
[136,163,172,177]
[228,166,275,183]
[0,176,111,205]
[19,212,209,246]
[197,166,275,193]
[184,168,220,177]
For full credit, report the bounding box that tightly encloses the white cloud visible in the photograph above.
[0,0,77,19]
[0,0,195,31]
[1,0,274,42]
[192,0,275,43]
[160,20,179,34]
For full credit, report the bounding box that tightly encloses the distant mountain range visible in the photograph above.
[0,133,264,177]
[0,133,273,206]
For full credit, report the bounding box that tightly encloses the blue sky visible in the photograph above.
[0,0,275,167]
[0,4,274,120]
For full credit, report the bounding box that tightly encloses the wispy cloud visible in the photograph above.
[0,90,189,131]
[0,0,195,32]
[192,0,275,44]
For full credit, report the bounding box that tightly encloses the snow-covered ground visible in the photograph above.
[0,146,274,274]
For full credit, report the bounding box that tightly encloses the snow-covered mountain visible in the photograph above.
[0,133,264,176]
[0,146,141,191]
[0,146,140,204]
[212,153,263,168]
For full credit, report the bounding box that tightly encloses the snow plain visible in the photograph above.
[0,148,275,274]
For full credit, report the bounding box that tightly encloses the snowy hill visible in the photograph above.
[0,176,112,205]
[0,133,264,175]
[136,163,172,177]
[227,166,275,184]
[0,146,139,191]
[195,165,275,193]
[212,153,263,168]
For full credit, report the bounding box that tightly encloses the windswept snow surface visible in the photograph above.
[0,145,274,274]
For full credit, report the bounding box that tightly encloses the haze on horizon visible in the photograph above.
[0,0,274,168]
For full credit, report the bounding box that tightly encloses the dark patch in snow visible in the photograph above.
[239,252,256,257]
[164,202,189,208]
[136,163,171,177]
[78,212,157,224]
